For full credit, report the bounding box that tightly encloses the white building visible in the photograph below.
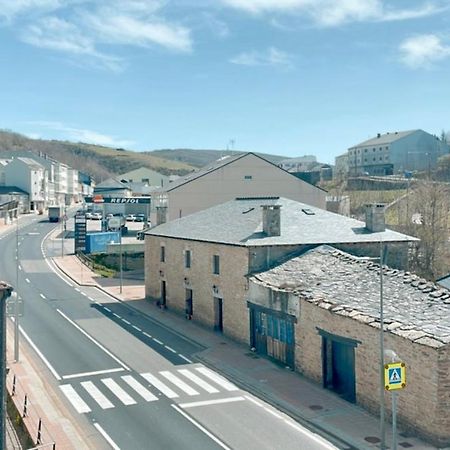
[4,157,47,211]
[347,129,450,176]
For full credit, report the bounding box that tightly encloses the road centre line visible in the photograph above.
[56,309,130,371]
[25,278,30,283]
[103,307,111,312]
[88,297,95,302]
[74,288,80,292]
[40,293,46,299]
[179,396,245,409]
[122,319,131,325]
[112,313,121,318]
[164,345,176,353]
[153,338,163,345]
[132,325,141,332]
[93,423,121,450]
[62,368,125,380]
[16,322,61,380]
[171,404,231,450]
[179,354,193,363]
[18,265,22,271]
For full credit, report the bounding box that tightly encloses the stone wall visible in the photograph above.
[296,300,449,446]
[145,236,250,343]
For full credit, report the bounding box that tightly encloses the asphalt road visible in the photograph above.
[0,215,338,450]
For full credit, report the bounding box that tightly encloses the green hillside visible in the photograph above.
[0,130,194,182]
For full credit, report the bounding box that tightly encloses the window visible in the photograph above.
[244,175,252,180]
[213,255,220,274]
[142,178,149,183]
[364,148,367,153]
[185,250,191,268]
[160,245,165,262]
[373,148,376,152]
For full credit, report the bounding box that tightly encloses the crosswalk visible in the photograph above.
[60,366,239,414]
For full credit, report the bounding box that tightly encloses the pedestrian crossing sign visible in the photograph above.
[384,362,406,390]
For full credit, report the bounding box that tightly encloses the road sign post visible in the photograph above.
[384,361,406,450]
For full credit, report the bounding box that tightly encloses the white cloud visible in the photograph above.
[399,34,450,68]
[81,11,192,52]
[29,121,135,147]
[21,16,123,71]
[230,46,293,67]
[0,0,62,20]
[221,0,445,26]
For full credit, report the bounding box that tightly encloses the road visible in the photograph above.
[0,215,339,450]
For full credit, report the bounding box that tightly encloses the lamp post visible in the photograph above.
[119,231,123,295]
[379,240,386,449]
[0,282,13,450]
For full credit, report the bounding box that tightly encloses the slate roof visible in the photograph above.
[147,197,417,246]
[17,157,44,170]
[95,178,131,190]
[0,186,28,195]
[250,245,450,348]
[350,130,419,148]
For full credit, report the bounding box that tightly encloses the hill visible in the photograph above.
[147,149,287,168]
[0,130,194,182]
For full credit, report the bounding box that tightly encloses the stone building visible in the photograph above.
[145,197,416,343]
[248,245,450,446]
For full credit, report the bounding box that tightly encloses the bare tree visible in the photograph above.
[407,182,450,279]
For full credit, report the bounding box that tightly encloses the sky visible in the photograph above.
[1,0,450,164]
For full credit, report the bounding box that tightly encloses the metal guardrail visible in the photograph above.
[6,371,56,450]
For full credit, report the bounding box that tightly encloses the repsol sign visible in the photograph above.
[85,196,151,204]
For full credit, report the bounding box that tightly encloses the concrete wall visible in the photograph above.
[167,154,327,221]
[145,236,250,342]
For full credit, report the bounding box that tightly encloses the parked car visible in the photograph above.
[135,214,146,222]
[106,213,114,219]
[125,214,136,222]
[85,212,93,219]
[91,212,102,220]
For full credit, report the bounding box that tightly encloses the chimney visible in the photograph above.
[262,205,281,237]
[156,206,167,226]
[365,204,386,232]
[377,133,381,138]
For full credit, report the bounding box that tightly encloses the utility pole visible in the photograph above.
[0,282,13,450]
[14,215,19,362]
[379,240,386,449]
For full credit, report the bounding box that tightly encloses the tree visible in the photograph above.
[405,182,450,280]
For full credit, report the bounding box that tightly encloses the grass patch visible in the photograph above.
[7,393,35,448]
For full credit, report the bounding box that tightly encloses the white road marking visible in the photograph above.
[75,288,80,292]
[179,396,245,409]
[140,373,178,399]
[178,369,219,394]
[56,309,130,371]
[102,378,136,406]
[153,338,163,345]
[81,381,114,409]
[132,325,141,332]
[94,423,121,450]
[16,322,61,380]
[81,292,87,297]
[143,332,152,339]
[60,385,91,413]
[113,313,121,318]
[103,307,111,312]
[122,375,158,402]
[195,367,239,392]
[179,354,192,363]
[62,368,125,380]
[122,319,131,325]
[88,297,95,302]
[25,278,30,283]
[172,404,231,450]
[40,294,46,299]
[244,395,263,407]
[164,345,176,353]
[18,265,22,271]
[159,371,199,396]
[263,407,283,419]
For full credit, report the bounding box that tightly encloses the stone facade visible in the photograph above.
[248,246,450,446]
[145,236,250,342]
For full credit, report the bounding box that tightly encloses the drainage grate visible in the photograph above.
[364,436,381,444]
[309,405,323,411]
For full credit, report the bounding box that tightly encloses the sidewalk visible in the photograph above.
[53,253,445,450]
[1,217,102,450]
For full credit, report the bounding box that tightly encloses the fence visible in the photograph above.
[6,370,56,450]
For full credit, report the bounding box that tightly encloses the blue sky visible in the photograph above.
[1,0,450,163]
